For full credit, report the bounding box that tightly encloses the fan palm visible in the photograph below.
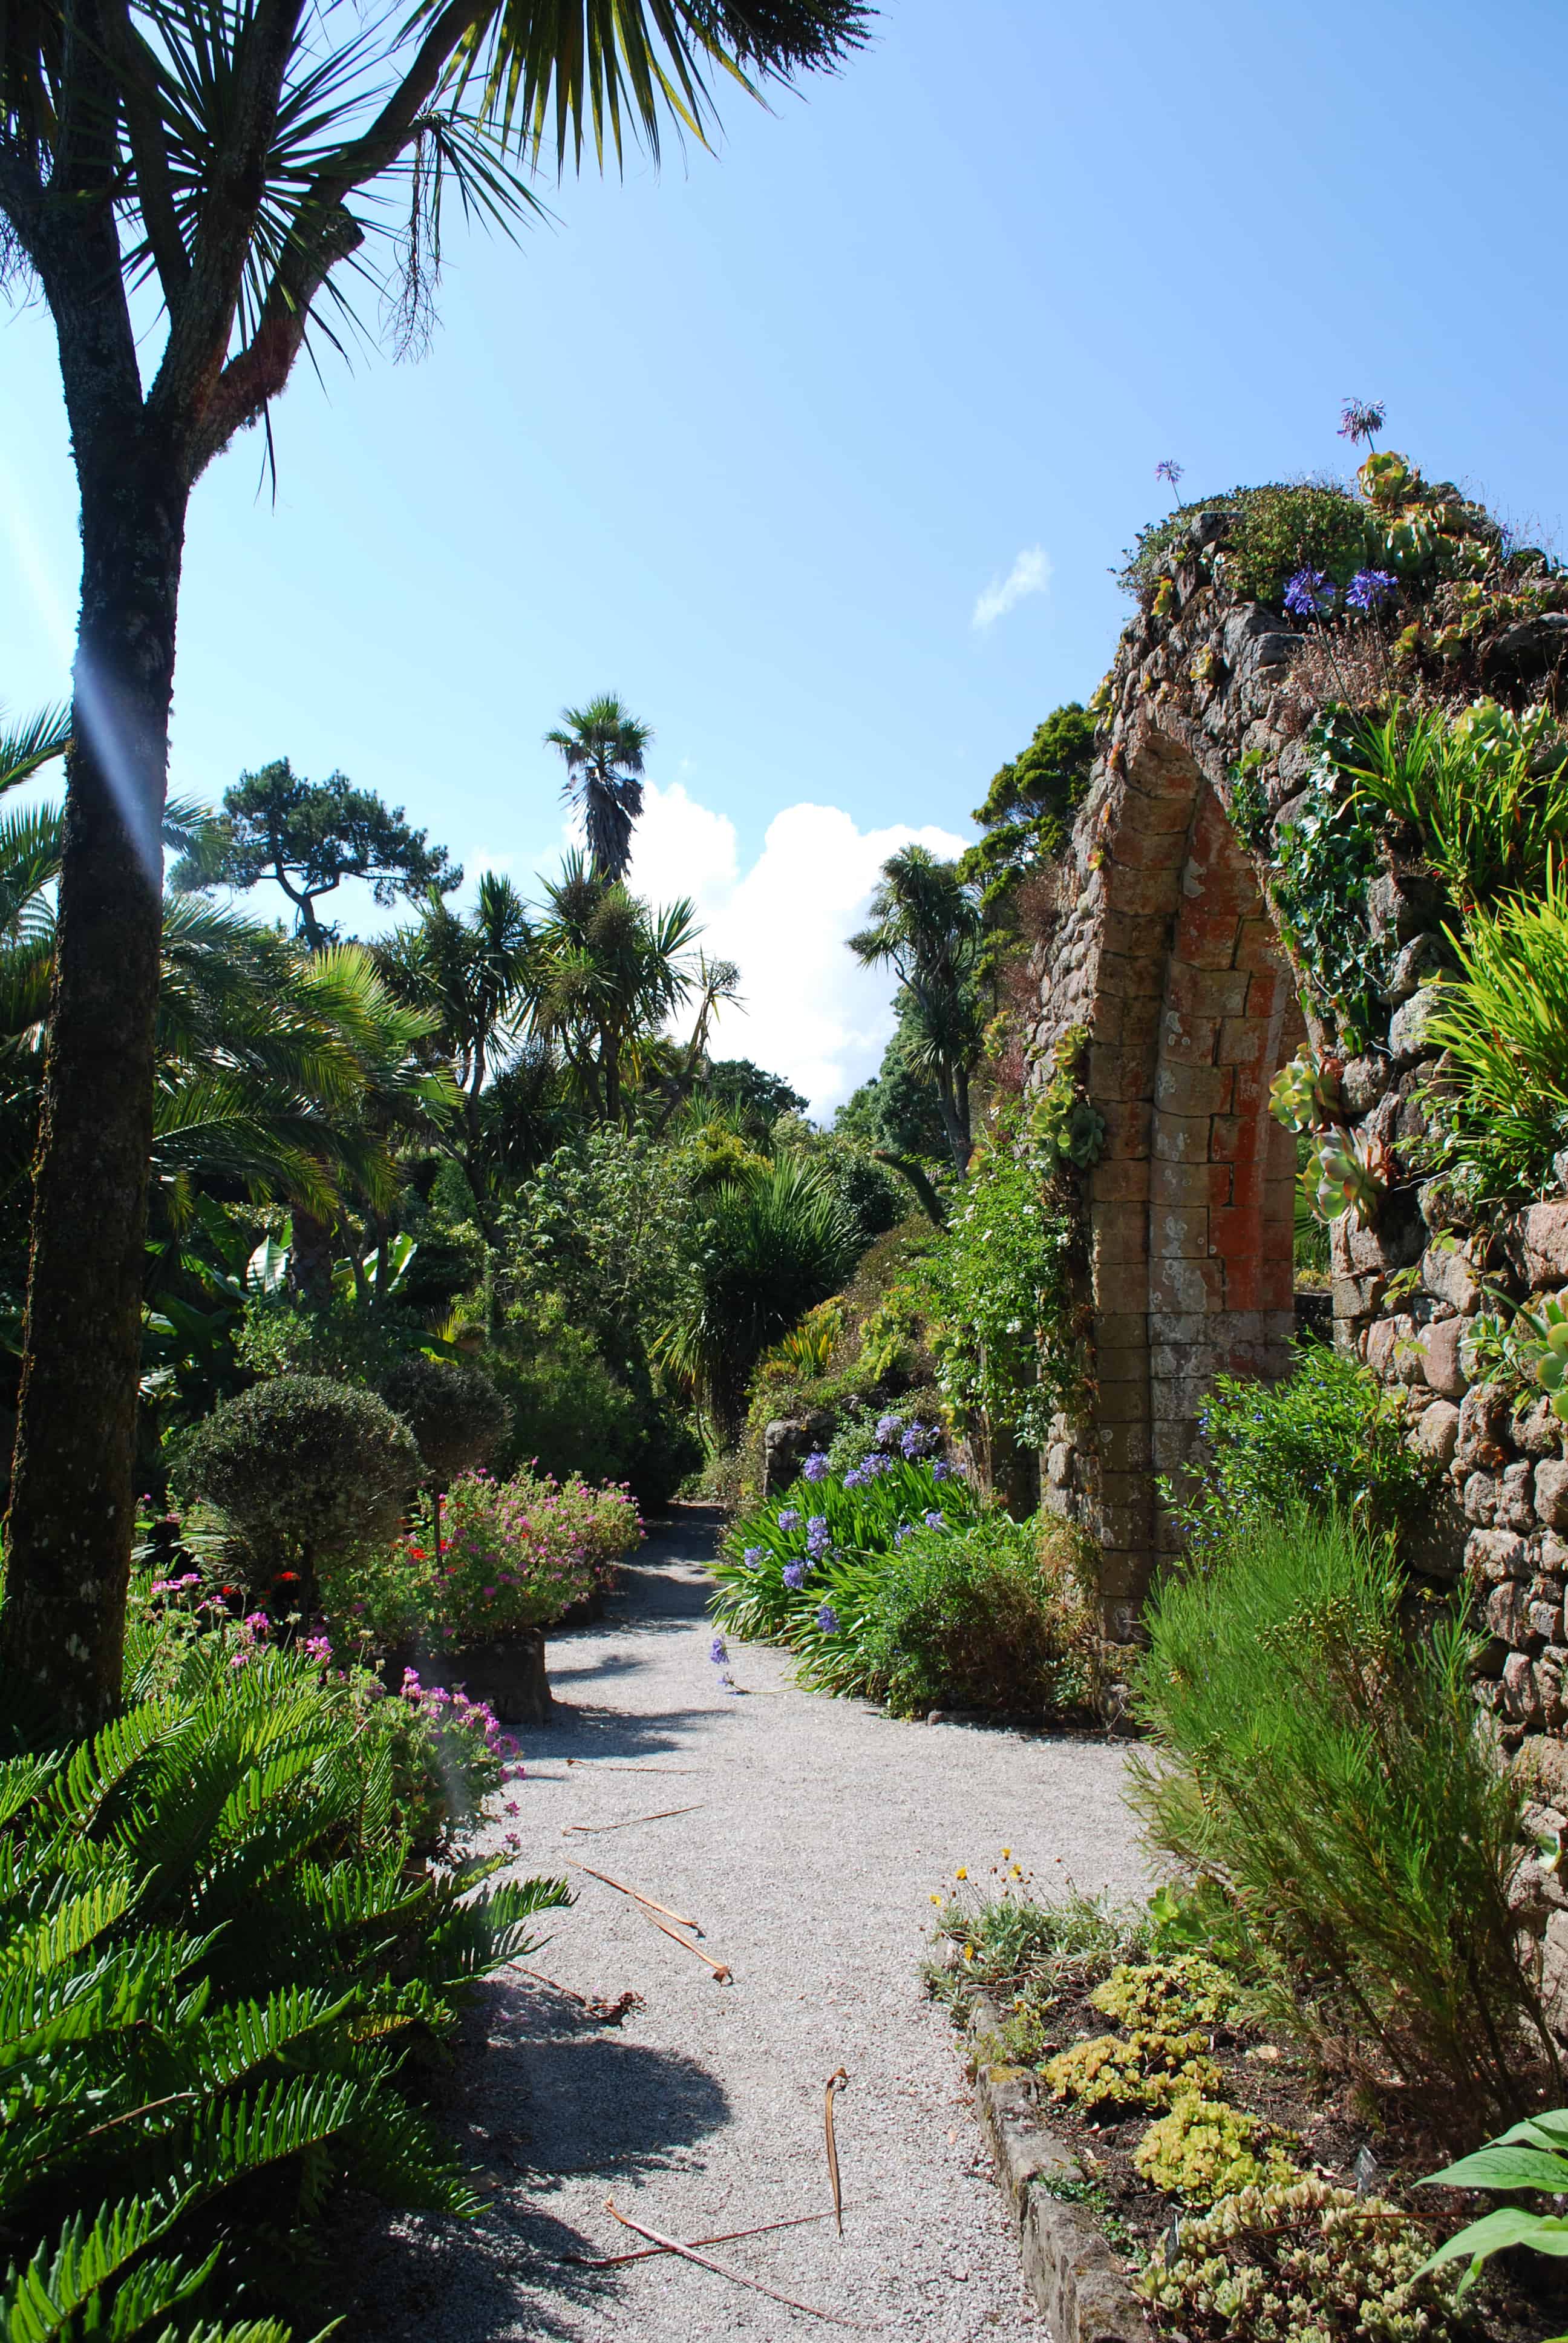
[546,695,652,882]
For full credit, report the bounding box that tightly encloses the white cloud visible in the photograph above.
[621,781,966,1119]
[972,544,1051,631]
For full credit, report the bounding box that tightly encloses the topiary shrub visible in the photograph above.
[1136,2175,1460,2341]
[174,1374,420,1605]
[380,1354,511,1487]
[1134,2096,1298,2206]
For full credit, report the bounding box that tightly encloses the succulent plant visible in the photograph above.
[1269,1045,1342,1133]
[1311,1128,1388,1228]
[1134,2094,1298,2207]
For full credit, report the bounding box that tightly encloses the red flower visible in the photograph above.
[276,1570,299,1582]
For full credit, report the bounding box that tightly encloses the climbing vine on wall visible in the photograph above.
[1233,727,1388,1053]
[916,1042,1100,1452]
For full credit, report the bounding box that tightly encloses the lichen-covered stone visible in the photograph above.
[1416,1317,1469,1398]
[1411,1399,1460,1466]
[1537,1458,1568,1530]
[1466,1527,1530,1583]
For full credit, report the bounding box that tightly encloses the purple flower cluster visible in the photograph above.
[816,1604,840,1634]
[1282,566,1334,618]
[777,1509,802,1533]
[901,1423,938,1460]
[1345,566,1397,611]
[782,1559,808,1591]
[742,1546,764,1571]
[806,1516,831,1559]
[930,1460,953,1483]
[875,1413,903,1446]
[924,1510,946,1530]
[710,1634,729,1666]
[802,1451,831,1483]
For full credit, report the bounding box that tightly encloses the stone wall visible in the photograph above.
[1028,510,1568,1745]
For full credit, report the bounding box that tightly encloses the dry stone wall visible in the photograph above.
[1030,511,1568,1746]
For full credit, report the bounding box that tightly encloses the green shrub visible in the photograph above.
[380,1353,511,1486]
[173,1376,420,1602]
[235,1290,420,1383]
[482,1326,699,1509]
[1163,1340,1438,1557]
[1129,1509,1557,2135]
[1134,2097,1298,2206]
[0,1591,567,2338]
[1137,2176,1460,2341]
[851,1511,1099,1720]
[1118,480,1370,606]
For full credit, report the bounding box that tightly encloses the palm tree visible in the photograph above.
[657,1157,855,1443]
[849,847,985,1181]
[546,696,652,883]
[379,873,534,1185]
[1,1,868,1738]
[532,853,699,1123]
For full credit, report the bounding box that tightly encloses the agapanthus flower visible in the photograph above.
[816,1604,840,1634]
[930,1460,953,1481]
[1345,566,1397,611]
[861,1451,892,1478]
[710,1634,729,1666]
[894,1522,914,1547]
[842,1466,865,1489]
[1282,566,1333,618]
[901,1424,936,1460]
[777,1509,802,1533]
[875,1413,903,1447]
[1154,457,1184,490]
[802,1451,831,1482]
[925,1510,946,1530]
[806,1516,830,1556]
[1338,396,1385,445]
[742,1546,764,1570]
[782,1560,808,1590]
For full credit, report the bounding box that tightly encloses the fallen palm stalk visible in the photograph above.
[825,2067,848,2234]
[566,1760,704,1774]
[567,1860,702,1932]
[513,1967,642,2025]
[640,1909,732,1982]
[604,2198,848,2321]
[561,1804,705,1837]
[566,2206,838,2267]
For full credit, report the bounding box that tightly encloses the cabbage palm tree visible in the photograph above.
[0,0,869,1735]
[849,846,985,1180]
[379,872,534,1172]
[546,695,652,883]
[532,853,699,1123]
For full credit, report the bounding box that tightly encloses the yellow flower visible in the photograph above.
[1001,1847,1011,1860]
[955,1866,968,1881]
[962,1945,974,1961]
[1011,1864,1023,1879]
[930,1893,941,1905]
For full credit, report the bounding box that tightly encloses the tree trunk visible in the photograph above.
[0,436,188,1740]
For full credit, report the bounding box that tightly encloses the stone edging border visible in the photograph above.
[965,1993,1149,2342]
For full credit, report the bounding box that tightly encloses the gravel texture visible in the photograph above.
[356,1507,1146,2340]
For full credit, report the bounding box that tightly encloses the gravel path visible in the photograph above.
[358,1507,1146,2341]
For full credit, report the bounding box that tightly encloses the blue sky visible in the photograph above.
[4,0,1566,1110]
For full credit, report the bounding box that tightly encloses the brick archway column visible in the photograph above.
[1039,732,1302,1636]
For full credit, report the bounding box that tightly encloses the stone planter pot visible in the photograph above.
[384,1632,553,1728]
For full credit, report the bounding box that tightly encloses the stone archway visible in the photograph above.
[1036,726,1304,1636]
